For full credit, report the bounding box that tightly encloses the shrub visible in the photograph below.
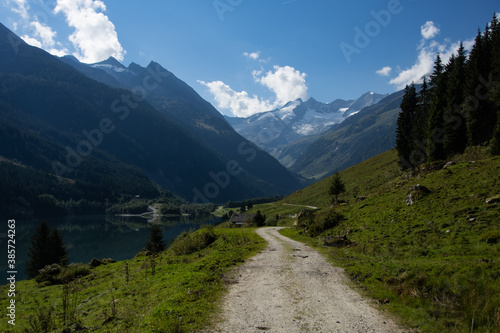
[295,209,344,237]
[169,227,217,255]
[58,263,91,283]
[36,264,62,285]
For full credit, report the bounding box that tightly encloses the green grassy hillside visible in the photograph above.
[253,147,500,332]
[0,228,266,332]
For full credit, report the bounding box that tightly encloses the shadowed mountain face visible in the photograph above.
[0,22,301,208]
[290,89,407,179]
[61,55,303,198]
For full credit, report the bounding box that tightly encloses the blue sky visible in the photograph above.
[1,0,498,117]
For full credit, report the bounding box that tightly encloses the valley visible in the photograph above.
[1,9,499,333]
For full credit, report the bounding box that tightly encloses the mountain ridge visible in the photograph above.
[0,22,300,217]
[225,91,387,168]
[61,54,303,197]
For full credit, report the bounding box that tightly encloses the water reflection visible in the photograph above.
[1,214,220,281]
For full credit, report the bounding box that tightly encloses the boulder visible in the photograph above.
[443,161,456,169]
[406,184,430,206]
[89,258,103,268]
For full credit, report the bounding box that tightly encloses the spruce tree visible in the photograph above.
[396,84,418,169]
[444,43,468,156]
[145,223,166,254]
[253,210,266,227]
[490,14,500,154]
[49,228,68,267]
[465,28,496,145]
[489,14,500,116]
[427,55,448,161]
[411,78,431,166]
[328,173,346,204]
[26,222,68,279]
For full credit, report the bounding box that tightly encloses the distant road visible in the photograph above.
[283,203,319,210]
[211,227,408,333]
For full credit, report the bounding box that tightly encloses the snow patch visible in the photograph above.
[278,100,301,121]
[92,64,128,73]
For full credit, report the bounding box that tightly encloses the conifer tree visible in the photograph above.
[26,222,68,279]
[429,54,444,88]
[488,14,500,153]
[465,28,496,145]
[49,228,68,267]
[253,210,266,227]
[145,223,166,254]
[444,43,468,156]
[410,78,431,165]
[328,173,346,204]
[396,84,418,169]
[427,55,448,161]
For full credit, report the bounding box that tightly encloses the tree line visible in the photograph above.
[396,15,500,169]
[26,221,167,279]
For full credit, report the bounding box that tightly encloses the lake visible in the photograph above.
[1,214,220,281]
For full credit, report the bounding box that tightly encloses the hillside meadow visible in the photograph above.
[0,227,266,332]
[250,147,500,332]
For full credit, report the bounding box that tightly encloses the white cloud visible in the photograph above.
[28,20,68,56]
[29,20,57,47]
[7,0,30,19]
[198,80,275,118]
[21,34,42,47]
[199,65,308,117]
[389,49,434,89]
[421,21,439,40]
[388,21,474,90]
[257,65,308,107]
[54,0,125,63]
[244,51,261,60]
[376,66,392,77]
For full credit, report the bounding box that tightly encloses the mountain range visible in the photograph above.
[289,89,407,179]
[0,22,301,217]
[225,92,386,167]
[0,20,407,218]
[59,55,303,195]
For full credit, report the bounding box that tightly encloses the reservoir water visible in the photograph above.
[1,214,220,281]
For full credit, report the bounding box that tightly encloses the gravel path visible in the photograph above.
[211,227,410,333]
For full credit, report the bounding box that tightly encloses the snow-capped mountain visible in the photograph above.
[225,92,387,165]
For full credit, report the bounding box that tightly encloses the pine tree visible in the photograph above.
[328,173,346,204]
[444,43,468,156]
[490,14,500,154]
[396,84,418,169]
[465,27,496,145]
[26,222,68,279]
[429,54,444,88]
[411,78,431,166]
[427,55,448,161]
[253,210,266,227]
[49,228,68,267]
[145,223,166,254]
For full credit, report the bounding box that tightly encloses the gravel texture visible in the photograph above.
[211,227,410,333]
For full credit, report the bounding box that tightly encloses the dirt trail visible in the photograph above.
[211,227,409,333]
